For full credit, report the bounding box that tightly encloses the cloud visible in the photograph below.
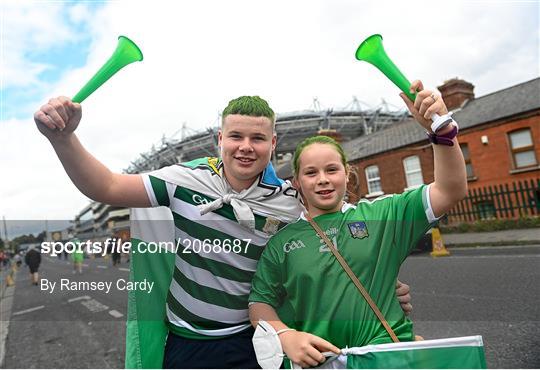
[1,0,538,222]
[3,2,80,89]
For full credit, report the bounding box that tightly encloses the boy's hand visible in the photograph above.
[396,280,412,315]
[34,96,82,141]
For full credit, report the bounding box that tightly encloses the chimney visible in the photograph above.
[437,78,475,110]
[317,129,343,143]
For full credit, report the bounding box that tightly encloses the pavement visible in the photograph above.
[441,227,540,246]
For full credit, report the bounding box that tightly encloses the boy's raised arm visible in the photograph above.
[34,96,151,208]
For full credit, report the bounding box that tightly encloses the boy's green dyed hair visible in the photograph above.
[292,135,348,177]
[222,96,275,129]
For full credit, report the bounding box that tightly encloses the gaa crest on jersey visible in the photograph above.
[348,221,368,239]
[263,217,281,235]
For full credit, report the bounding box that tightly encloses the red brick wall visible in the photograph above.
[457,112,540,189]
[348,145,435,202]
[347,111,540,203]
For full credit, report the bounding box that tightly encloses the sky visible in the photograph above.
[0,0,539,237]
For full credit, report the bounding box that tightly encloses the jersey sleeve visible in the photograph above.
[249,236,286,309]
[141,167,178,207]
[391,184,438,260]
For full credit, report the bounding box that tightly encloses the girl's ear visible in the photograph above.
[293,178,307,205]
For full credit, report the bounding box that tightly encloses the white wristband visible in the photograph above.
[430,112,454,133]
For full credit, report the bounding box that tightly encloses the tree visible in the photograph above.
[36,231,47,243]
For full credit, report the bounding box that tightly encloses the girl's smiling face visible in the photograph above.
[294,143,349,218]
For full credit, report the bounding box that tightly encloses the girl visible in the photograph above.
[248,81,468,368]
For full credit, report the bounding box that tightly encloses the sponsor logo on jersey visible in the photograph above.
[319,235,338,252]
[319,227,339,252]
[347,221,368,239]
[283,240,306,253]
[192,194,210,205]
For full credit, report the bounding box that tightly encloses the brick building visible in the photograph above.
[278,77,540,223]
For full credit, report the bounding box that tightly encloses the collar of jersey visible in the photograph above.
[299,202,356,221]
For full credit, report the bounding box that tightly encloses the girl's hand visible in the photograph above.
[279,331,340,368]
[399,80,449,131]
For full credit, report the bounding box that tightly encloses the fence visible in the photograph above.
[447,178,540,223]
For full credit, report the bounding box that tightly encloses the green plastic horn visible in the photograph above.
[355,34,416,101]
[72,36,143,103]
[355,34,450,130]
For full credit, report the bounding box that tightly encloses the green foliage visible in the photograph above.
[11,233,41,248]
[441,216,540,233]
[36,231,46,243]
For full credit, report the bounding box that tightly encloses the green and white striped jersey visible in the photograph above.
[142,157,300,339]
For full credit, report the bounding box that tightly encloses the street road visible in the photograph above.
[3,255,130,368]
[2,245,539,368]
[401,245,540,368]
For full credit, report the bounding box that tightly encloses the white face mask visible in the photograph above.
[252,320,285,369]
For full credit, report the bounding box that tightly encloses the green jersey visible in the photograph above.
[249,185,437,349]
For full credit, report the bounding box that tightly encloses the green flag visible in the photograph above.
[286,336,486,369]
[125,207,176,369]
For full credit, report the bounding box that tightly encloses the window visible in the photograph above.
[364,165,382,195]
[508,129,537,169]
[403,156,423,189]
[460,143,475,179]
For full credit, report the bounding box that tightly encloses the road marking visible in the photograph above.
[12,305,45,316]
[81,299,109,313]
[0,286,15,367]
[119,268,130,272]
[68,295,91,303]
[97,265,107,269]
[109,310,124,318]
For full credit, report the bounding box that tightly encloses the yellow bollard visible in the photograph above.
[6,267,15,286]
[430,227,450,257]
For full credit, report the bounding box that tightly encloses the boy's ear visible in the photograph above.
[217,130,224,155]
[217,129,223,147]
